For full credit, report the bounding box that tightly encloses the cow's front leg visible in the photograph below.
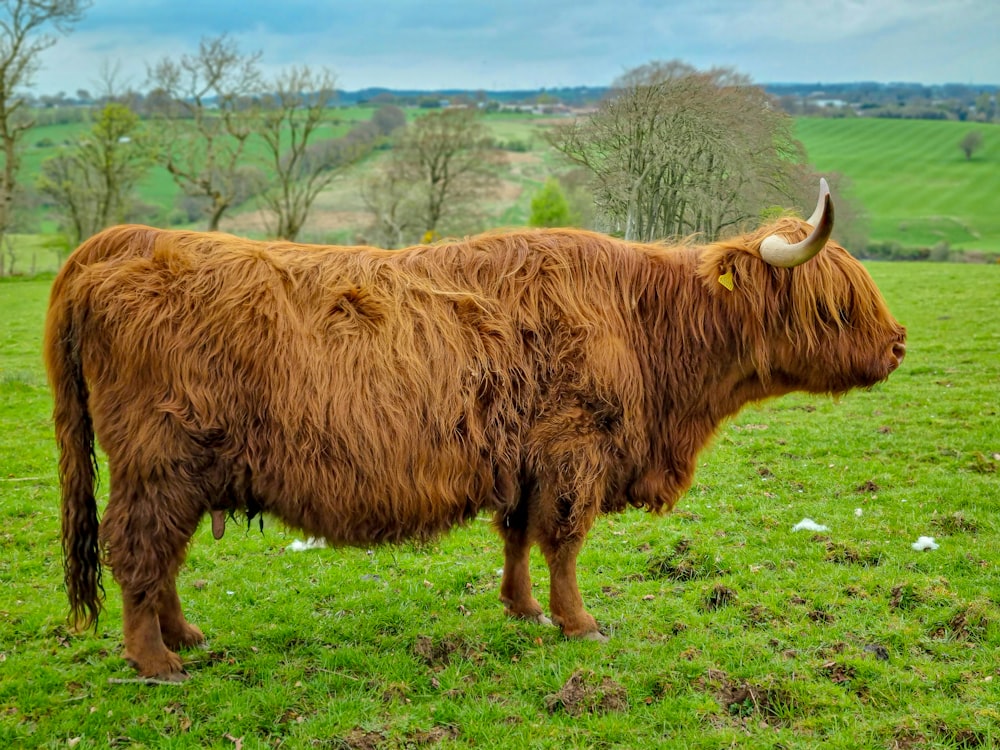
[540,532,606,641]
[531,422,611,640]
[496,520,551,625]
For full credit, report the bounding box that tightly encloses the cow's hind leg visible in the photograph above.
[102,478,203,680]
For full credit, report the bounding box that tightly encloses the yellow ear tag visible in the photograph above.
[718,270,734,291]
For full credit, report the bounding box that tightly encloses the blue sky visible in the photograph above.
[33,0,1000,95]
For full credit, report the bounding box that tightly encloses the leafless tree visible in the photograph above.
[37,102,154,245]
[147,35,263,230]
[549,60,810,242]
[371,104,406,137]
[360,156,420,248]
[362,109,504,245]
[255,66,343,241]
[0,0,90,253]
[396,108,503,240]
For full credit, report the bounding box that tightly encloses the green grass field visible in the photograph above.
[795,118,1000,252]
[1,260,997,748]
[5,111,999,277]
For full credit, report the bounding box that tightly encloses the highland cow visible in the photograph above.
[45,180,906,679]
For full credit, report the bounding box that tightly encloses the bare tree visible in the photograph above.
[371,104,406,137]
[393,108,503,240]
[549,60,808,242]
[362,109,503,246]
[0,0,90,251]
[37,102,154,245]
[360,156,420,248]
[147,35,263,230]
[255,66,342,241]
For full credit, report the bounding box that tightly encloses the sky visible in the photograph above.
[32,0,1000,96]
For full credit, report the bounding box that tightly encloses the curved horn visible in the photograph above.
[759,178,835,268]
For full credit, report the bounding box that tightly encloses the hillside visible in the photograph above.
[795,117,1000,253]
[5,112,998,276]
[219,114,1000,254]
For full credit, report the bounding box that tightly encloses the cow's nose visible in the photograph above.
[891,342,906,366]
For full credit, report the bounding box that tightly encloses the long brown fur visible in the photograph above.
[45,219,906,678]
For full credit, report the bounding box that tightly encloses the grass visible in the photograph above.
[794,117,1000,251]
[7,111,1000,276]
[1,260,998,748]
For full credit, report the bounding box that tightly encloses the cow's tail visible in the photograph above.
[43,261,103,631]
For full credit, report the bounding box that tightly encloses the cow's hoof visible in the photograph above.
[125,648,187,681]
[529,613,553,627]
[574,630,609,643]
[161,623,206,650]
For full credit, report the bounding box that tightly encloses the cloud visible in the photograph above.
[30,0,1000,95]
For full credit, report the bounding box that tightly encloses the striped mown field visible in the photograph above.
[795,117,1000,252]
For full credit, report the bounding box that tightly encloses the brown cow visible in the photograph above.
[45,180,905,679]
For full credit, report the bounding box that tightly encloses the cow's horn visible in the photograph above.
[759,178,834,268]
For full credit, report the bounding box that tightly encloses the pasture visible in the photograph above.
[795,118,1000,252]
[4,112,999,279]
[0,260,998,748]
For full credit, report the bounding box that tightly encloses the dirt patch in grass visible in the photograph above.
[696,668,796,727]
[824,540,882,566]
[930,601,994,642]
[889,583,921,610]
[408,726,460,746]
[931,511,980,535]
[819,660,856,684]
[412,634,481,669]
[890,727,927,749]
[967,452,998,474]
[544,670,628,716]
[341,728,385,750]
[934,724,991,748]
[743,603,783,627]
[643,538,728,581]
[701,584,738,611]
[889,722,991,750]
[336,726,459,749]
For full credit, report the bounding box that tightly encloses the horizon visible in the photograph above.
[28,79,1000,101]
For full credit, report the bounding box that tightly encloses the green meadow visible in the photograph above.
[5,112,999,277]
[794,117,1000,252]
[1,259,997,748]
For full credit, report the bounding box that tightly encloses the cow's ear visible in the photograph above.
[717,267,735,292]
[700,246,737,295]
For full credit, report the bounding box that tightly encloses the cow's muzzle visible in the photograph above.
[888,340,907,373]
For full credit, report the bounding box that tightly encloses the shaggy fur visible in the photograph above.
[45,217,906,678]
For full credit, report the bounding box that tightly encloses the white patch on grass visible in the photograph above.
[854,508,864,518]
[287,537,327,552]
[792,518,829,532]
[911,536,939,551]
